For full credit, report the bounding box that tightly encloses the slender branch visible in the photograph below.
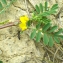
[0,21,19,29]
[53,47,60,63]
[39,42,63,61]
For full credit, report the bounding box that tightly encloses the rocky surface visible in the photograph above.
[0,27,45,63]
[0,0,63,63]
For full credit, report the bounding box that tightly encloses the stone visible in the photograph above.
[0,26,44,63]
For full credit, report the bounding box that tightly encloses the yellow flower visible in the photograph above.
[20,15,29,23]
[19,23,27,31]
[19,15,29,31]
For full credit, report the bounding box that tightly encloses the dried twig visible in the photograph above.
[47,53,50,61]
[53,47,60,63]
[39,42,63,61]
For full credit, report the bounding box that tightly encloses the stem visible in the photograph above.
[0,21,19,29]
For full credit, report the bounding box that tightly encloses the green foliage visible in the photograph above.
[42,23,51,32]
[54,29,63,35]
[0,61,3,63]
[30,2,63,47]
[54,37,60,43]
[36,22,41,29]
[49,36,54,47]
[0,2,3,9]
[51,4,58,10]
[35,5,40,14]
[0,20,9,25]
[2,0,7,5]
[31,1,58,25]
[30,23,63,47]
[0,0,17,14]
[30,29,36,39]
[36,31,42,42]
[48,26,57,33]
[43,33,49,45]
[39,3,43,12]
[45,1,48,11]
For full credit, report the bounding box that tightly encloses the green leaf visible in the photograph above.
[30,29,36,39]
[45,1,48,11]
[43,33,49,45]
[0,20,9,25]
[36,31,42,42]
[0,0,17,14]
[49,36,54,47]
[2,0,7,5]
[58,35,63,38]
[42,10,56,16]
[54,29,63,35]
[42,17,51,24]
[57,35,63,40]
[0,2,3,9]
[36,22,41,29]
[0,61,3,63]
[40,3,58,16]
[27,20,31,27]
[50,4,58,14]
[51,4,58,10]
[39,3,43,12]
[32,11,37,17]
[54,37,60,43]
[42,23,51,32]
[48,10,57,14]
[35,5,40,13]
[48,26,57,33]
[42,11,50,16]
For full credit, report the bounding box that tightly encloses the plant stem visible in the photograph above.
[0,21,19,29]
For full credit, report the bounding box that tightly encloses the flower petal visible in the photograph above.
[20,15,29,23]
[19,23,27,31]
